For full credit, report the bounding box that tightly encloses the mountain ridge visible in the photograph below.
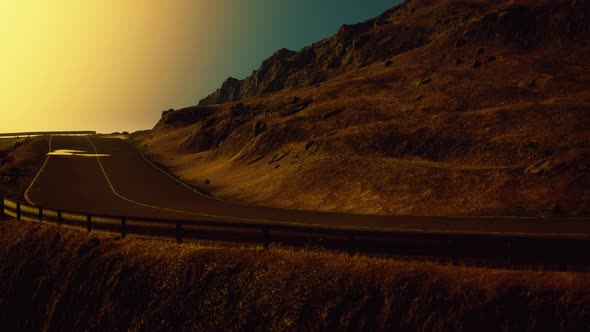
[198,0,590,105]
[198,0,431,105]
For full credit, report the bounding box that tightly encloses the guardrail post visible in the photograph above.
[347,233,355,256]
[263,226,270,249]
[57,210,63,226]
[16,202,21,221]
[87,215,92,233]
[176,221,182,243]
[38,207,43,222]
[121,217,127,238]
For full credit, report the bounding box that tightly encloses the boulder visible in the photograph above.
[253,121,268,137]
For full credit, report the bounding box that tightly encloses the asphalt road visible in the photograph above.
[23,135,590,238]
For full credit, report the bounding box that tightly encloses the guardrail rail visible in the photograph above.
[1,196,590,271]
[0,131,96,138]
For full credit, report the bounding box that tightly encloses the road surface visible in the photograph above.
[23,135,590,238]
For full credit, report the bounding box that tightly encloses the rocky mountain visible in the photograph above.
[199,0,590,105]
[139,0,590,217]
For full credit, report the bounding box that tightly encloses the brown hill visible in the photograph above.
[136,0,590,217]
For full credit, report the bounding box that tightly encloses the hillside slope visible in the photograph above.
[0,137,48,200]
[136,0,590,217]
[1,221,589,331]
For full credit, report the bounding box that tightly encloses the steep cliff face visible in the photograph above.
[198,0,590,105]
[198,1,432,105]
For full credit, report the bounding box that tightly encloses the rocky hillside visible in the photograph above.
[199,0,590,105]
[137,0,590,217]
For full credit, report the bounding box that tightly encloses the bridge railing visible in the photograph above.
[1,196,590,271]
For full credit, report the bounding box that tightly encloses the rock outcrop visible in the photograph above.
[199,0,590,105]
[198,3,432,105]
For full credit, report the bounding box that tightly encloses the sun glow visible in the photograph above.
[0,1,234,133]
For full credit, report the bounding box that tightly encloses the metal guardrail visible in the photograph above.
[1,196,590,271]
[0,131,96,138]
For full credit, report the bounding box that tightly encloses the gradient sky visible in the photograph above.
[1,1,400,133]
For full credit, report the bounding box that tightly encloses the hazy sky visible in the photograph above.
[1,1,399,133]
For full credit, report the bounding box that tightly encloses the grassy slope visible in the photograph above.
[0,220,588,331]
[0,137,48,199]
[134,1,590,217]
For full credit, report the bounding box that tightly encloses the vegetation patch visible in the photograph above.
[0,221,588,331]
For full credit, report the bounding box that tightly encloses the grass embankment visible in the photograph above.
[0,220,588,331]
[0,137,48,198]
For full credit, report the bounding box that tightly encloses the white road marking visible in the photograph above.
[48,149,110,157]
[24,135,53,205]
[85,137,590,238]
[124,139,227,202]
[87,136,289,224]
[19,136,586,238]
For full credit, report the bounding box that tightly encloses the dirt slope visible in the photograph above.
[136,0,590,217]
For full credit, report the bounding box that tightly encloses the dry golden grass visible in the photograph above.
[0,220,588,331]
[0,137,48,198]
[135,15,590,217]
[137,71,590,217]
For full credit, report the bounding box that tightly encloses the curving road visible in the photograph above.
[24,135,590,238]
